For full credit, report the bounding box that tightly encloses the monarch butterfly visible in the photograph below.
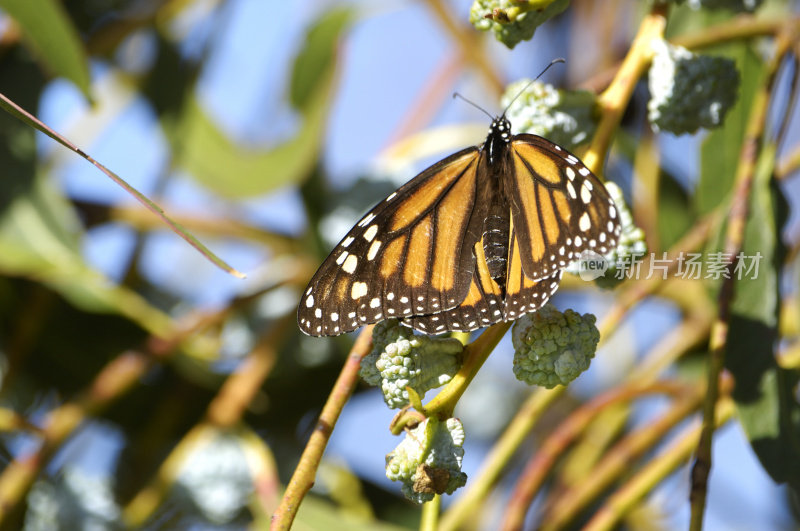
[298,101,621,337]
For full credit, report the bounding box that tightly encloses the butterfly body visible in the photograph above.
[298,116,621,336]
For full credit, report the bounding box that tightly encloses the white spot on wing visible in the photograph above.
[342,254,358,274]
[358,213,375,227]
[351,282,368,299]
[579,212,591,231]
[305,295,314,308]
[363,224,378,241]
[566,181,577,199]
[342,236,354,248]
[581,185,592,204]
[370,297,381,309]
[367,240,381,260]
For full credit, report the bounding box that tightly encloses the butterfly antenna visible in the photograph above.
[501,57,566,116]
[453,92,494,120]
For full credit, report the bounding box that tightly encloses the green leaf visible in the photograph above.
[0,107,173,338]
[725,141,800,490]
[290,7,353,109]
[0,0,91,98]
[695,43,764,215]
[177,7,354,198]
[0,172,176,338]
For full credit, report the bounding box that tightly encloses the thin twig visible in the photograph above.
[584,395,736,531]
[422,0,504,96]
[271,325,374,530]
[0,291,275,526]
[539,380,717,531]
[123,315,292,526]
[499,380,694,531]
[688,34,792,531]
[583,4,668,175]
[580,15,790,93]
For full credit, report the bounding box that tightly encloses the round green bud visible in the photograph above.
[385,417,467,504]
[648,40,740,135]
[469,0,569,49]
[511,304,599,388]
[502,79,597,151]
[360,320,463,409]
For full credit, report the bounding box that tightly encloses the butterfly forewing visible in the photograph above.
[507,135,621,281]
[298,148,484,336]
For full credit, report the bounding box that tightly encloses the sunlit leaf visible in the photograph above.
[696,43,764,215]
[726,141,800,489]
[0,0,91,98]
[177,7,354,198]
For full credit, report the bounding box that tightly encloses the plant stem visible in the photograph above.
[423,0,504,95]
[271,325,374,530]
[424,322,510,417]
[688,33,791,531]
[420,495,441,531]
[585,396,736,531]
[583,5,668,175]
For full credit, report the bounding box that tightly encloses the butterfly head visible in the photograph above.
[490,116,512,143]
[485,116,512,165]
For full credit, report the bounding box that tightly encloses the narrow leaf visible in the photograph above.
[177,7,354,198]
[0,92,245,278]
[696,43,764,215]
[726,141,800,489]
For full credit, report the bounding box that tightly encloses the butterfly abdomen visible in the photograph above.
[482,205,509,293]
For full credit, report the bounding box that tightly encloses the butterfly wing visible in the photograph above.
[507,135,621,281]
[504,219,562,320]
[298,148,487,336]
[405,222,562,334]
[404,235,504,334]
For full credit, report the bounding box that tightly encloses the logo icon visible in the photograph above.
[575,250,610,281]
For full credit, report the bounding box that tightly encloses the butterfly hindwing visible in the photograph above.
[507,135,621,281]
[298,148,485,336]
[504,220,562,320]
[405,233,505,334]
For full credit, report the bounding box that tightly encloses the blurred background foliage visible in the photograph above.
[0,0,798,529]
